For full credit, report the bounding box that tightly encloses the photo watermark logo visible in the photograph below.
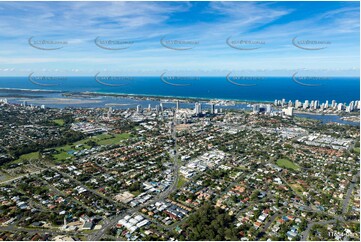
[160,72,198,86]
[226,72,262,86]
[94,37,134,50]
[226,36,265,50]
[160,36,199,50]
[28,72,66,86]
[28,37,68,50]
[95,72,133,86]
[292,71,329,87]
[328,230,352,238]
[292,36,331,50]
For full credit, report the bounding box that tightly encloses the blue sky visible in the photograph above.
[0,1,359,76]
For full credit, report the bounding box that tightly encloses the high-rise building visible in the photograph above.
[282,107,294,116]
[107,107,112,118]
[310,100,315,109]
[353,101,357,110]
[331,100,336,108]
[176,100,179,111]
[195,102,202,115]
[314,100,319,109]
[253,104,260,114]
[136,105,142,113]
[266,104,272,113]
[305,100,309,107]
[210,103,215,114]
[337,103,344,111]
[352,101,357,110]
[274,99,278,106]
[295,100,301,109]
[325,100,329,108]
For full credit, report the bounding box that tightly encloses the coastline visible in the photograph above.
[70,91,275,104]
[293,111,338,116]
[0,87,274,104]
[0,88,360,120]
[1,88,359,126]
[0,88,62,93]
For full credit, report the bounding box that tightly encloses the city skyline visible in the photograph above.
[0,1,360,241]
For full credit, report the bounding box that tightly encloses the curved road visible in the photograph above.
[301,172,360,241]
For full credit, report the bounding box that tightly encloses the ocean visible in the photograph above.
[0,76,359,103]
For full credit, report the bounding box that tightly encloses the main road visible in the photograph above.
[341,172,359,215]
[90,112,180,240]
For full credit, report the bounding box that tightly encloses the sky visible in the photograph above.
[0,1,359,76]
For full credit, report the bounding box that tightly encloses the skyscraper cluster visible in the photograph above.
[274,99,360,112]
[252,104,272,114]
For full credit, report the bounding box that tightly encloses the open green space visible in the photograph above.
[53,119,65,126]
[14,151,40,163]
[354,147,360,154]
[53,133,131,161]
[177,175,187,189]
[53,151,72,161]
[96,133,131,145]
[131,190,141,197]
[276,158,300,171]
[0,171,10,182]
[237,165,248,171]
[6,132,132,164]
[290,183,304,196]
[2,151,41,169]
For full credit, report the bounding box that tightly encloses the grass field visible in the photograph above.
[2,151,42,168]
[96,133,131,145]
[237,165,248,171]
[276,159,300,171]
[53,151,73,161]
[7,133,132,163]
[131,190,141,197]
[177,175,187,189]
[14,152,40,162]
[53,119,65,126]
[290,183,304,196]
[354,147,360,154]
[53,133,131,161]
